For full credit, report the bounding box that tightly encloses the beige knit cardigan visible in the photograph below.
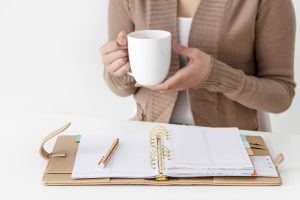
[104,0,296,131]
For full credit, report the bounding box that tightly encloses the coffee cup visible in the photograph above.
[127,30,171,86]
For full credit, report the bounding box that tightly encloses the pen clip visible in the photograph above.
[98,156,105,168]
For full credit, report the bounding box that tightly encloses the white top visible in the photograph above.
[169,17,194,125]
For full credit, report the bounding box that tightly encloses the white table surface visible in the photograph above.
[0,111,300,200]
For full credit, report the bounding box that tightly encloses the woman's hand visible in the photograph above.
[100,31,130,77]
[136,41,212,93]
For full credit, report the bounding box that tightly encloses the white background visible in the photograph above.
[0,0,299,134]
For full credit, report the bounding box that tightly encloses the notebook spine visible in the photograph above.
[150,126,171,181]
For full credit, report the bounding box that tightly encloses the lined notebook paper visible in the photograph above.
[72,121,254,179]
[164,126,253,177]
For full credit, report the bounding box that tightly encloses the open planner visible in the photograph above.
[39,120,283,186]
[72,125,254,180]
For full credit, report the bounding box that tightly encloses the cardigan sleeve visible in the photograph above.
[103,0,137,97]
[198,0,296,113]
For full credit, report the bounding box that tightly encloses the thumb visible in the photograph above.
[172,40,194,58]
[117,31,128,46]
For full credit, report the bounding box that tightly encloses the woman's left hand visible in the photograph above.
[135,41,212,93]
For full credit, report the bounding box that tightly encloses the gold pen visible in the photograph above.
[98,138,119,168]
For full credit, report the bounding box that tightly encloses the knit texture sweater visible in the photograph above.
[104,0,296,131]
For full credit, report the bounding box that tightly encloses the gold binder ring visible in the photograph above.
[150,126,169,138]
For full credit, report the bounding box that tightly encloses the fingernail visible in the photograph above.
[118,37,127,45]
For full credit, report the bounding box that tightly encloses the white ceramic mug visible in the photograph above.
[127,30,171,86]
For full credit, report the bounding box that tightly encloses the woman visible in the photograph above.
[100,0,296,131]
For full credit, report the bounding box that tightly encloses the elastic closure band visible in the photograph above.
[273,153,285,167]
[39,122,71,160]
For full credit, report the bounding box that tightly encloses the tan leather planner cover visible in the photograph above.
[40,123,283,186]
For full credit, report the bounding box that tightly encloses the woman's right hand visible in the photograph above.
[100,31,130,77]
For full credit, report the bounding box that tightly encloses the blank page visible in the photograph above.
[71,121,157,179]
